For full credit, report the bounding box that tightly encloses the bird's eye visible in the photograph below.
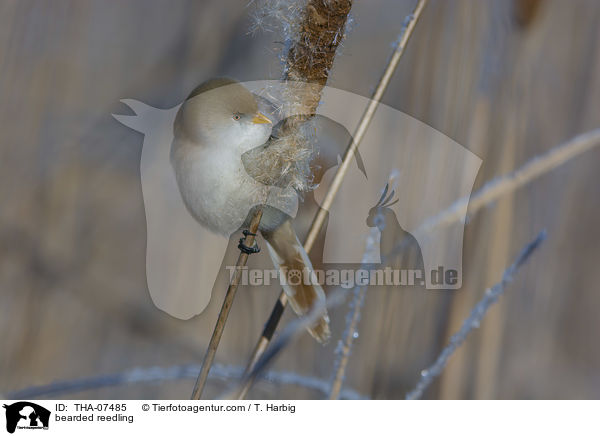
[233,114,241,121]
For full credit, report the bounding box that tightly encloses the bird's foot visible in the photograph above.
[238,230,260,254]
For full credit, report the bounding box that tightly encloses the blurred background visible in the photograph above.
[1,0,599,400]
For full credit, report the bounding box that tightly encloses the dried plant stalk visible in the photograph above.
[195,0,353,400]
[283,0,353,115]
[416,128,600,236]
[238,0,429,400]
[191,208,263,400]
[235,0,356,399]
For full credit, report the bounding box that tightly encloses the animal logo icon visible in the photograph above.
[3,402,50,434]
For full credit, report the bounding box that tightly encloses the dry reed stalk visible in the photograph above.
[191,208,263,400]
[238,0,429,400]
[365,129,600,276]
[227,288,349,400]
[195,0,354,400]
[283,0,353,115]
[417,128,600,236]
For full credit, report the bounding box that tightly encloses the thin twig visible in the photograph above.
[191,208,263,399]
[329,128,600,398]
[327,225,381,399]
[237,0,429,399]
[420,129,600,234]
[382,128,600,264]
[405,230,547,400]
[5,363,367,400]
[226,289,348,399]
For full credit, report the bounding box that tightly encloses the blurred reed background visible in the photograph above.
[1,0,599,399]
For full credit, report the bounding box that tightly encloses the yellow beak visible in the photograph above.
[252,112,272,124]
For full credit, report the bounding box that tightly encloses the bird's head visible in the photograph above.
[174,78,272,150]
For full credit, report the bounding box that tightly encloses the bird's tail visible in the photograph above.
[262,220,331,343]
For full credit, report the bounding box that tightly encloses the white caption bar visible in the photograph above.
[1,400,596,435]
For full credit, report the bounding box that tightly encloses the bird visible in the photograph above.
[170,78,330,343]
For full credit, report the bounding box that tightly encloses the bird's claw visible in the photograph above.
[238,230,260,254]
